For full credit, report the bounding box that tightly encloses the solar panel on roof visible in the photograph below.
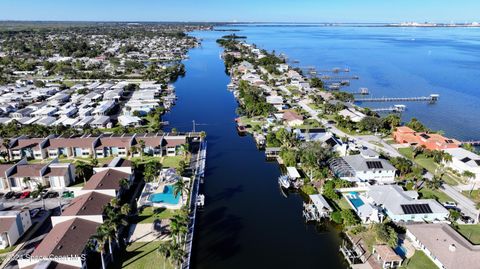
[461,157,472,163]
[401,204,433,214]
[366,161,383,169]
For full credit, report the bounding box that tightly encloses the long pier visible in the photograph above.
[461,141,480,146]
[355,94,439,103]
[371,104,406,113]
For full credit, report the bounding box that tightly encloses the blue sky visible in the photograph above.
[0,0,478,23]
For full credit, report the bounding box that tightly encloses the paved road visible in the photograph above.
[442,184,479,222]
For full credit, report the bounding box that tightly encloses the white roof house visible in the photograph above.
[443,148,480,183]
[118,115,142,127]
[338,108,366,123]
[34,116,56,126]
[366,185,449,222]
[286,167,301,179]
[90,116,110,128]
[92,101,115,116]
[329,149,396,183]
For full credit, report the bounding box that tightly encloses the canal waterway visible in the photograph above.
[164,30,346,269]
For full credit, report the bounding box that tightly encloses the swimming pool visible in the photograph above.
[148,185,180,205]
[347,192,364,209]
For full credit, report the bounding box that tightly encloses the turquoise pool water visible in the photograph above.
[348,192,364,209]
[148,185,180,205]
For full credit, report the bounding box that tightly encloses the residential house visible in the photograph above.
[0,210,32,249]
[443,147,480,183]
[329,149,396,183]
[18,218,101,269]
[393,126,461,151]
[406,223,480,269]
[95,135,134,158]
[371,245,403,269]
[283,110,304,127]
[164,135,186,156]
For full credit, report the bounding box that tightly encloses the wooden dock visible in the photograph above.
[371,104,406,113]
[355,94,439,103]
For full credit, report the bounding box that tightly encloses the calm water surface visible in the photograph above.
[164,30,346,269]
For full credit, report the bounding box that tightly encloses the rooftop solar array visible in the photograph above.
[401,204,433,214]
[420,134,431,139]
[461,157,472,163]
[366,161,383,169]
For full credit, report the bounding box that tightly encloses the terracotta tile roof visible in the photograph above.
[395,126,415,133]
[83,169,130,191]
[31,218,99,257]
[62,191,112,216]
[0,217,16,233]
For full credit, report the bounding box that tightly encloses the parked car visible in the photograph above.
[4,191,15,199]
[443,201,458,210]
[460,214,475,224]
[62,191,74,198]
[13,192,22,199]
[46,192,59,199]
[20,191,30,199]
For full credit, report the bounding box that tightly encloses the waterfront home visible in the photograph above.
[164,135,187,156]
[443,147,480,183]
[118,115,142,127]
[329,149,396,183]
[237,60,254,74]
[135,133,164,156]
[81,157,134,197]
[338,108,366,123]
[366,185,449,222]
[393,126,461,150]
[371,245,403,269]
[406,223,480,269]
[282,110,304,127]
[18,217,101,269]
[0,210,32,249]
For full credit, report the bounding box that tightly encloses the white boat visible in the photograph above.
[278,175,291,189]
[196,194,205,207]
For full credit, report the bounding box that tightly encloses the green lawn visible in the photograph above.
[336,196,352,210]
[418,188,453,203]
[456,224,480,244]
[121,241,174,269]
[0,246,15,254]
[401,250,438,269]
[463,189,480,203]
[135,207,176,224]
[398,148,459,186]
[162,155,187,169]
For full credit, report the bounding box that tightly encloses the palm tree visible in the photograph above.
[172,178,189,198]
[158,242,173,269]
[91,158,99,167]
[139,139,146,161]
[1,138,10,162]
[119,178,129,190]
[120,203,131,216]
[169,217,188,246]
[76,162,92,185]
[99,223,117,260]
[23,177,32,189]
[412,146,425,159]
[169,240,186,269]
[91,229,108,269]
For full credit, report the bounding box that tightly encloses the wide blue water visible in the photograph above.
[220,24,480,141]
